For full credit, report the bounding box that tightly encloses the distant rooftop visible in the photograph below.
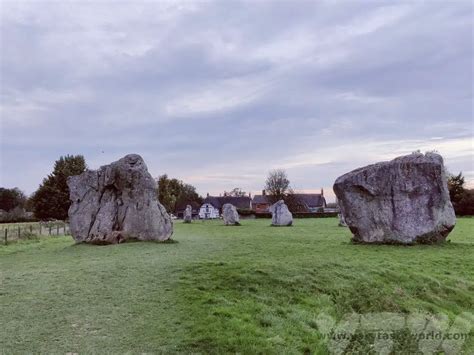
[202,196,252,209]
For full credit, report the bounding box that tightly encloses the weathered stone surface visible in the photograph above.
[269,200,293,226]
[183,205,192,223]
[67,154,173,244]
[333,152,455,244]
[222,203,240,225]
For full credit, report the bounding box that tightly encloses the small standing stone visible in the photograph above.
[183,205,192,223]
[269,200,293,226]
[338,213,347,227]
[222,203,240,226]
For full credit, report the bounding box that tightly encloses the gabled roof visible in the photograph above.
[202,196,221,208]
[252,194,326,207]
[252,195,270,204]
[202,196,252,209]
[293,194,326,208]
[175,200,201,212]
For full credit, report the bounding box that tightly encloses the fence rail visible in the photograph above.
[1,222,70,245]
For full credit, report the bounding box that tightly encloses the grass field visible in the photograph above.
[1,218,473,354]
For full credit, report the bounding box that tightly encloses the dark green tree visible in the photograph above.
[448,172,465,204]
[0,187,27,212]
[157,174,202,213]
[447,172,474,216]
[30,155,86,220]
[456,189,474,215]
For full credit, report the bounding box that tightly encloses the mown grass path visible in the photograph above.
[1,218,473,353]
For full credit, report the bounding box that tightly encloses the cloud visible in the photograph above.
[0,0,472,200]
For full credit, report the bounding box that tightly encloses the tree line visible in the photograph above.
[1,155,473,221]
[447,173,474,216]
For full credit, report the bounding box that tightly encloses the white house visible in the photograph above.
[199,195,252,219]
[199,202,220,219]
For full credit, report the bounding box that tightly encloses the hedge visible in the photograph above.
[254,212,338,218]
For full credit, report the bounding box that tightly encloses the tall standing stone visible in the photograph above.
[222,203,240,225]
[183,205,192,223]
[333,152,456,244]
[269,200,293,226]
[67,154,173,244]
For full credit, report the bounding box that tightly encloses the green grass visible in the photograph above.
[1,218,473,353]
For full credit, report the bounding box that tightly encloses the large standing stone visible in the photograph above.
[222,203,240,225]
[67,154,173,244]
[183,205,192,223]
[333,152,455,244]
[269,200,293,226]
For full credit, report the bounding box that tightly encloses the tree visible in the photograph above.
[265,169,290,203]
[264,169,308,212]
[30,155,86,220]
[456,189,474,216]
[447,172,474,216]
[0,187,27,212]
[225,188,247,197]
[284,190,308,213]
[448,172,465,205]
[157,174,202,213]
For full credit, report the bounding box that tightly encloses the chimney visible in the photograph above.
[262,190,266,196]
[207,192,209,198]
[321,188,324,196]
[249,192,252,198]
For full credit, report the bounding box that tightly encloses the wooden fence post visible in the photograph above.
[49,226,52,235]
[30,225,33,233]
[4,229,7,245]
[18,226,20,239]
[39,224,42,235]
[63,224,66,235]
[56,225,59,236]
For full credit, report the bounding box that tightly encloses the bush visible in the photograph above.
[455,189,474,216]
[237,208,254,216]
[0,208,37,223]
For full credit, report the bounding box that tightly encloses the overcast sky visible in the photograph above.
[1,0,472,202]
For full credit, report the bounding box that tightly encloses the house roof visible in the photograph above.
[202,196,252,209]
[175,200,201,212]
[252,195,270,204]
[293,194,326,208]
[252,194,326,207]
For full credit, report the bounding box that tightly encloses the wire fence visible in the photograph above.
[1,221,70,245]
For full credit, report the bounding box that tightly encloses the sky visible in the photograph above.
[1,0,473,202]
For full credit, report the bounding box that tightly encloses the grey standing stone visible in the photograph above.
[338,213,347,227]
[269,200,293,226]
[183,205,192,223]
[67,154,173,244]
[333,152,455,244]
[222,203,240,225]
